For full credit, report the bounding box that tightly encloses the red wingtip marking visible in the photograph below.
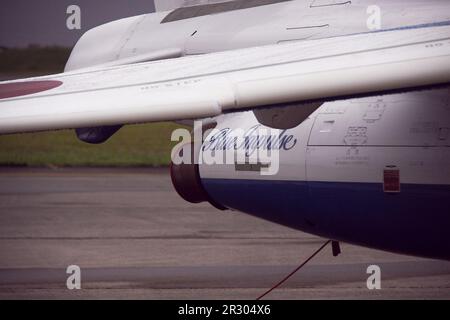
[0,80,63,99]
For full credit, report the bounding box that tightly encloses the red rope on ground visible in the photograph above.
[256,240,332,300]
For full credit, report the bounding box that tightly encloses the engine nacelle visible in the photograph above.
[170,143,227,210]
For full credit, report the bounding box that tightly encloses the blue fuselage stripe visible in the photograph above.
[202,179,450,260]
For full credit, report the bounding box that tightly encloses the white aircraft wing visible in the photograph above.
[1,25,450,134]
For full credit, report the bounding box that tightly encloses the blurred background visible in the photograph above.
[0,1,154,48]
[0,0,182,167]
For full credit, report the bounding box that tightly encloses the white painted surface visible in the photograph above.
[200,88,450,185]
[1,25,450,134]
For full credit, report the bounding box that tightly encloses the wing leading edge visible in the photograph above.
[1,25,450,134]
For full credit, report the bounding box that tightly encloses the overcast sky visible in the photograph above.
[0,1,155,48]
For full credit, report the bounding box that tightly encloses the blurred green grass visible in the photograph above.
[0,123,183,167]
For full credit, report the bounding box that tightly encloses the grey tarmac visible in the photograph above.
[0,168,449,299]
